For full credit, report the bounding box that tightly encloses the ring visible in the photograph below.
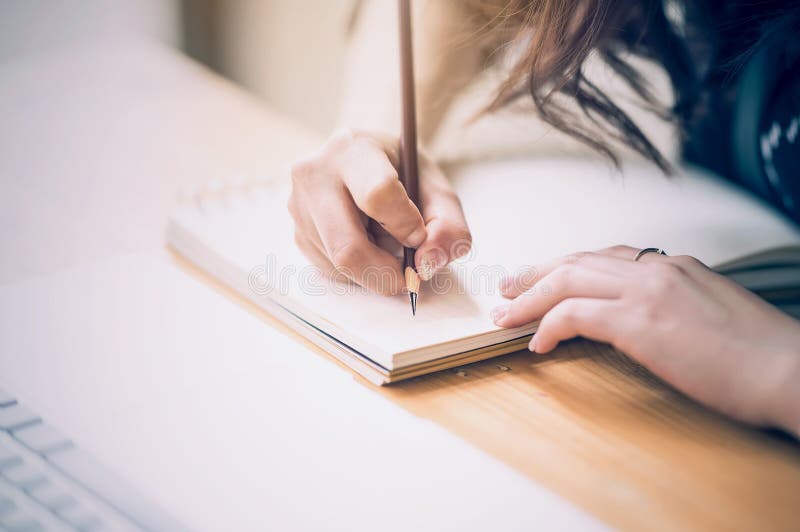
[633,247,668,261]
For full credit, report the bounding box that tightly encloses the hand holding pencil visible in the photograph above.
[287,0,471,303]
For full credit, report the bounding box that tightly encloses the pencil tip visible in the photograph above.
[410,291,417,316]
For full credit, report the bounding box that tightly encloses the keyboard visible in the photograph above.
[0,388,186,531]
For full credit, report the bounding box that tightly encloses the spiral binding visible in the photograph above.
[175,164,293,213]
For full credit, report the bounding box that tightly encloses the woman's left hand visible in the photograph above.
[491,245,800,435]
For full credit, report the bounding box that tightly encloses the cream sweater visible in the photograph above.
[338,0,679,167]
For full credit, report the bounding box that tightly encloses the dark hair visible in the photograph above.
[467,0,799,172]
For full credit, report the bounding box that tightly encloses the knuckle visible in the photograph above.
[646,263,683,295]
[328,128,358,150]
[514,267,540,290]
[394,222,423,244]
[548,265,574,292]
[607,244,632,255]
[289,157,319,185]
[555,300,581,324]
[565,251,591,265]
[330,242,363,271]
[671,254,706,270]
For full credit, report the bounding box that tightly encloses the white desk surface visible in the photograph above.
[0,36,604,531]
[0,36,319,285]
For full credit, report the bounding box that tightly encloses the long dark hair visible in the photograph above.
[468,0,800,172]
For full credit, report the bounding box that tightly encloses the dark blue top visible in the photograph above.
[676,1,800,223]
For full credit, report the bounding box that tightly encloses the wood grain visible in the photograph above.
[173,251,800,532]
[381,345,800,531]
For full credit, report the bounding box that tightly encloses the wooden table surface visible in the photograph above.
[4,39,800,531]
[178,253,800,532]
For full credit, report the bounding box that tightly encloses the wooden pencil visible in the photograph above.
[397,0,421,316]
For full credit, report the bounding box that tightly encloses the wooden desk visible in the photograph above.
[178,254,800,532]
[385,347,800,531]
[4,39,799,531]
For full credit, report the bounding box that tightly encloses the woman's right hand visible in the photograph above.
[288,129,472,295]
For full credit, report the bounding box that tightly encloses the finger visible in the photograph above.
[338,139,427,248]
[288,191,334,271]
[492,265,624,328]
[414,162,472,280]
[294,230,335,275]
[500,265,546,299]
[500,250,640,299]
[531,298,623,353]
[354,130,401,166]
[597,245,641,260]
[311,185,404,295]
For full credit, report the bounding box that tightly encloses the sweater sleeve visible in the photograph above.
[758,63,800,223]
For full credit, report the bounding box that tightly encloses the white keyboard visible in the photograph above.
[0,389,186,531]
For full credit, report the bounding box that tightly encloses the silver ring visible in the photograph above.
[634,247,668,261]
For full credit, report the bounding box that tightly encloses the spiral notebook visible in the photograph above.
[167,158,800,384]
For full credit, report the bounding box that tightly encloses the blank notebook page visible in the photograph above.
[169,157,800,369]
[171,182,534,369]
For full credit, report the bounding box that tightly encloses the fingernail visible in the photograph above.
[418,248,447,281]
[407,227,427,248]
[529,334,538,352]
[491,304,509,325]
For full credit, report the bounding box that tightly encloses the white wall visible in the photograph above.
[0,0,351,134]
[0,0,180,64]
[213,0,354,134]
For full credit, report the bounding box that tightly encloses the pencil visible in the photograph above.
[397,0,421,316]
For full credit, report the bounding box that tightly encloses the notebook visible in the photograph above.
[167,157,800,384]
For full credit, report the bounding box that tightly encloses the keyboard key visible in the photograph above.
[12,424,73,455]
[25,480,77,512]
[2,463,46,489]
[0,389,16,408]
[0,494,16,514]
[48,447,188,531]
[0,401,184,530]
[0,405,40,431]
[2,480,72,532]
[0,443,23,471]
[56,503,103,531]
[0,510,44,532]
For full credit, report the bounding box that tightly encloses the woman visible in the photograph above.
[288,0,800,436]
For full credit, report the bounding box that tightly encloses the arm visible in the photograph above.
[492,246,800,436]
[338,0,492,145]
